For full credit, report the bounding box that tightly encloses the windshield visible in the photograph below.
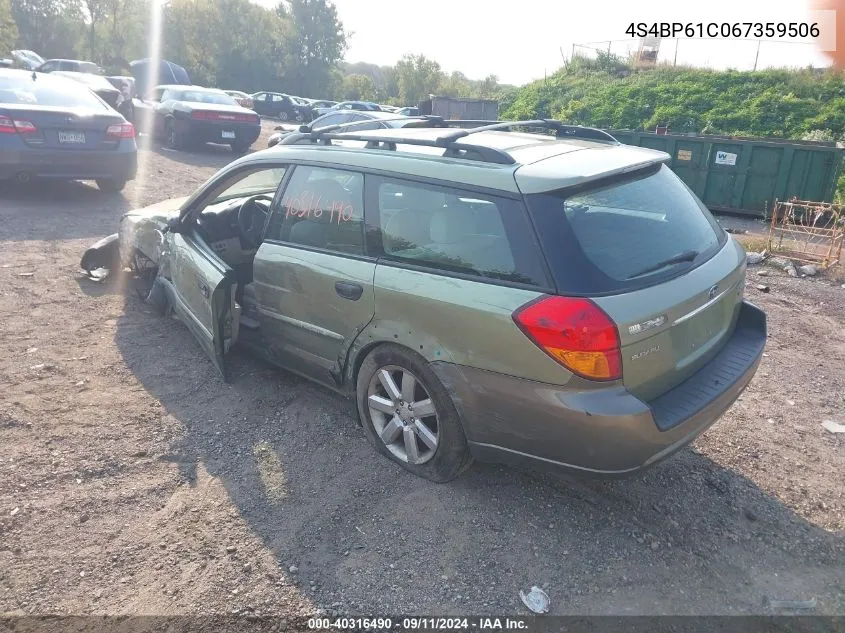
[0,74,108,108]
[526,164,725,294]
[174,90,238,105]
[78,62,100,73]
[212,167,287,203]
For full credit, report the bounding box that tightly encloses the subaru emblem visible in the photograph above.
[708,284,719,299]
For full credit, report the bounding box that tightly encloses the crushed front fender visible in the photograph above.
[80,233,120,274]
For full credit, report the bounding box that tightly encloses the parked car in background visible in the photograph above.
[10,50,45,70]
[224,90,254,109]
[133,84,260,153]
[0,59,11,69]
[397,106,420,116]
[308,99,336,112]
[0,68,136,192]
[37,59,101,74]
[379,105,398,113]
[313,100,382,117]
[251,91,312,121]
[53,71,123,110]
[267,110,432,147]
[81,119,765,482]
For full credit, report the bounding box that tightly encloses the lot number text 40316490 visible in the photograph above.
[626,22,820,38]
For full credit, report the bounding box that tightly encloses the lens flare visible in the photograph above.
[118,0,164,296]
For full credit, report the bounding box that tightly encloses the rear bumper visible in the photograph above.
[181,119,261,146]
[0,145,137,181]
[433,301,767,476]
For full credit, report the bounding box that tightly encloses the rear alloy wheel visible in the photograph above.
[277,111,288,121]
[96,178,127,193]
[165,119,187,150]
[356,344,472,482]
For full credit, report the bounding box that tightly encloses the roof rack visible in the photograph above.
[438,119,619,144]
[299,114,448,136]
[284,130,516,164]
[280,118,618,165]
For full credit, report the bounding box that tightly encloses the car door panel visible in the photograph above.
[252,244,375,387]
[167,229,239,380]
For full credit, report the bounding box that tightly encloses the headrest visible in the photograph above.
[429,208,475,244]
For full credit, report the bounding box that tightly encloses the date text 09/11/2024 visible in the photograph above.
[306,617,529,630]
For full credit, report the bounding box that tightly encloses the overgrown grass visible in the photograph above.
[503,54,845,140]
[734,236,770,253]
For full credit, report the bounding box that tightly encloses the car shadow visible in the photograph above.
[0,180,132,242]
[113,290,845,615]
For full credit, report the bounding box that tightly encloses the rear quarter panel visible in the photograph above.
[351,265,580,386]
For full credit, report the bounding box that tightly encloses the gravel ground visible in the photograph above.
[1,125,844,619]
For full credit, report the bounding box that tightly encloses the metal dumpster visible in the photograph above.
[608,131,845,217]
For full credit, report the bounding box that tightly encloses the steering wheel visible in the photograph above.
[237,194,273,248]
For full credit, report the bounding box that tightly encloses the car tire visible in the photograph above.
[96,178,127,193]
[356,344,472,483]
[165,119,187,150]
[277,111,288,121]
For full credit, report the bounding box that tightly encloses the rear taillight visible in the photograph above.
[0,115,14,134]
[106,123,135,139]
[0,115,38,134]
[513,296,622,381]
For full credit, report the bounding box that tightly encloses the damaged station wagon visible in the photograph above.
[81,119,767,482]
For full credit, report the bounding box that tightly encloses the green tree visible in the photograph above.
[97,0,149,69]
[81,0,106,59]
[438,70,471,98]
[340,73,375,101]
[214,0,293,92]
[0,0,17,54]
[277,0,346,97]
[394,53,443,106]
[162,0,221,86]
[11,0,84,58]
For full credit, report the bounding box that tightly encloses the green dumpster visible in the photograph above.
[608,131,845,217]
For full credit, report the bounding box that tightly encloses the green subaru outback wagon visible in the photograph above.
[82,119,766,482]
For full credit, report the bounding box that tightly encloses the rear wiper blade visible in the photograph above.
[625,249,699,279]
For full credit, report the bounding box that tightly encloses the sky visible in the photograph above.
[266,0,836,85]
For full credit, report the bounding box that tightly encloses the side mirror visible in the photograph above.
[163,217,182,234]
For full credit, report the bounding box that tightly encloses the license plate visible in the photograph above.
[221,130,236,139]
[58,131,85,144]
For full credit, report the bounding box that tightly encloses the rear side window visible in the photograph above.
[269,166,365,255]
[526,164,726,294]
[0,74,107,108]
[369,176,549,287]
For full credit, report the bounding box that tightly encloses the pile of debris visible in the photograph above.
[745,250,819,278]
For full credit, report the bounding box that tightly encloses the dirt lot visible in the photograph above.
[1,123,844,618]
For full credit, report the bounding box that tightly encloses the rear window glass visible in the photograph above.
[173,90,237,105]
[0,74,107,108]
[372,176,549,287]
[526,165,725,294]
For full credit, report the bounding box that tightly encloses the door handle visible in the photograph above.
[335,281,363,301]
